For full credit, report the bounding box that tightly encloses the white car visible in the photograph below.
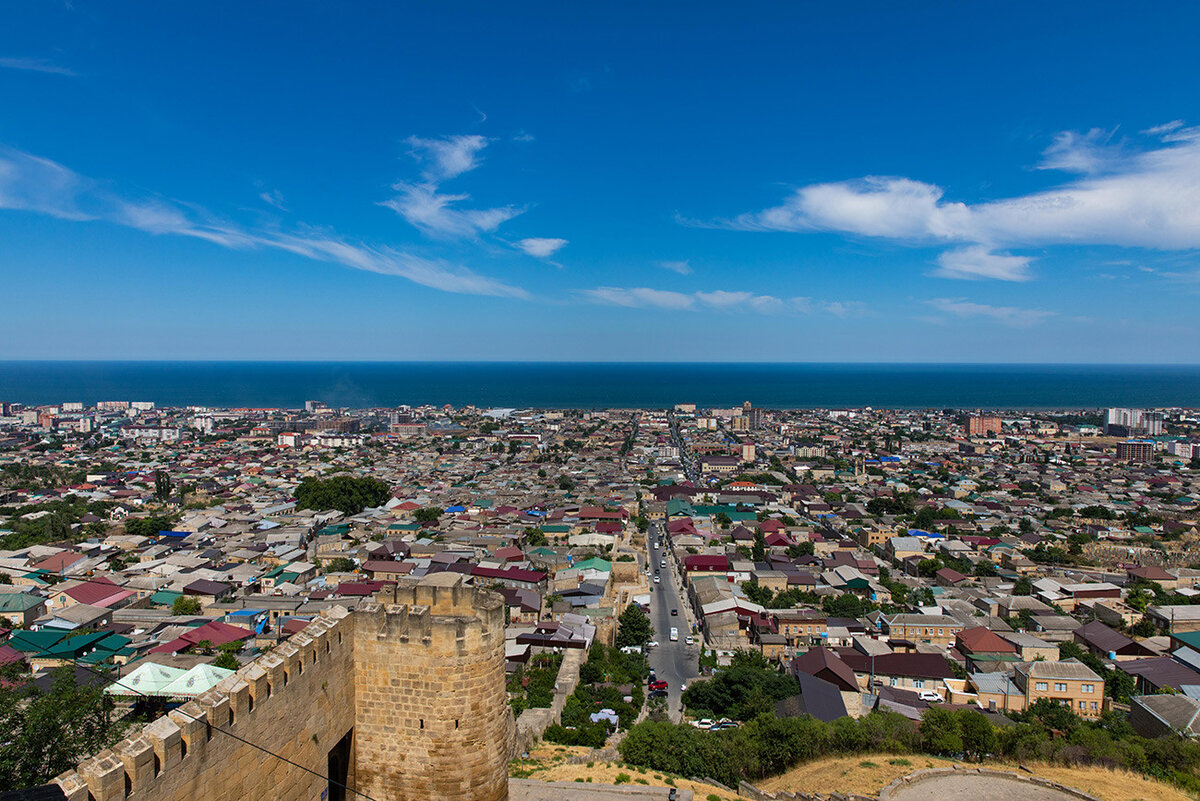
[691,718,714,730]
[680,683,687,693]
[685,636,695,645]
[647,641,659,649]
[918,691,944,703]
[653,575,661,583]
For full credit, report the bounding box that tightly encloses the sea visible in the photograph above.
[1,362,1199,411]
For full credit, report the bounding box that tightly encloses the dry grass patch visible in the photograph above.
[759,755,1190,801]
[522,757,731,798]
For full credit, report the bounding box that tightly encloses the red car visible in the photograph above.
[648,680,668,691]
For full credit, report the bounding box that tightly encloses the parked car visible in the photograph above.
[918,691,944,703]
[649,689,668,698]
[647,640,659,649]
[685,636,695,645]
[691,718,714,730]
[680,683,687,693]
[649,680,668,691]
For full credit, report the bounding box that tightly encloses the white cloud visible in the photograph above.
[516,237,568,258]
[383,133,527,239]
[932,246,1033,281]
[581,287,801,313]
[659,260,692,275]
[0,146,528,299]
[259,189,287,210]
[404,134,489,182]
[926,297,1054,327]
[724,124,1200,280]
[823,301,868,318]
[0,57,76,76]
[380,182,521,239]
[582,287,696,310]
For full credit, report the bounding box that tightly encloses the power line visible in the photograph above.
[5,572,380,801]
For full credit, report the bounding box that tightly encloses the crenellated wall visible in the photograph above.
[52,574,512,801]
[354,574,511,801]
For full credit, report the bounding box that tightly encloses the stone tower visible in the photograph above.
[354,573,511,801]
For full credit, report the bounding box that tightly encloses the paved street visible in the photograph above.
[645,521,699,721]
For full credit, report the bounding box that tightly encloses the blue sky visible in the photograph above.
[1,2,1199,362]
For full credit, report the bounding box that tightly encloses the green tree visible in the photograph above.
[294,475,391,515]
[212,642,241,670]
[154,470,172,503]
[0,666,123,790]
[958,710,996,760]
[920,707,963,756]
[752,529,766,562]
[413,506,442,523]
[615,603,653,650]
[172,595,202,615]
[323,557,356,574]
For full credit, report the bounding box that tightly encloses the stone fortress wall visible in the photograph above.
[52,574,512,801]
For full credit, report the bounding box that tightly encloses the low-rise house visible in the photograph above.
[1012,658,1104,718]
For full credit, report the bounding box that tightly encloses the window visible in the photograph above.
[1082,684,1094,694]
[938,629,944,636]
[1036,682,1048,691]
[1055,683,1068,693]
[913,679,924,689]
[1079,701,1086,710]
[1090,702,1098,710]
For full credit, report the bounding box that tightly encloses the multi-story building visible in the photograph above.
[1013,658,1105,718]
[966,414,1002,437]
[1105,408,1165,436]
[1117,440,1155,462]
[880,613,965,645]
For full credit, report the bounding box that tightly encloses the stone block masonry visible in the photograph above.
[52,574,512,801]
[354,574,512,801]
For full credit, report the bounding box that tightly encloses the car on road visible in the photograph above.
[685,636,695,645]
[649,680,668,691]
[671,608,678,616]
[669,627,679,642]
[653,575,660,583]
[918,691,944,703]
[660,560,666,568]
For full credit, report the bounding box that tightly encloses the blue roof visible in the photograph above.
[445,505,466,513]
[158,530,191,538]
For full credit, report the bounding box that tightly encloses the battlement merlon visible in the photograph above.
[381,572,505,617]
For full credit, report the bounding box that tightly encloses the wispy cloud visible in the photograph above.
[382,134,524,239]
[659,260,692,275]
[932,246,1033,281]
[516,237,568,258]
[380,182,521,239]
[0,146,528,299]
[258,189,287,211]
[720,123,1200,281]
[0,57,76,77]
[823,300,869,318]
[581,286,817,314]
[405,134,489,182]
[926,297,1054,326]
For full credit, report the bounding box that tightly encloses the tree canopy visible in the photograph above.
[294,476,390,515]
